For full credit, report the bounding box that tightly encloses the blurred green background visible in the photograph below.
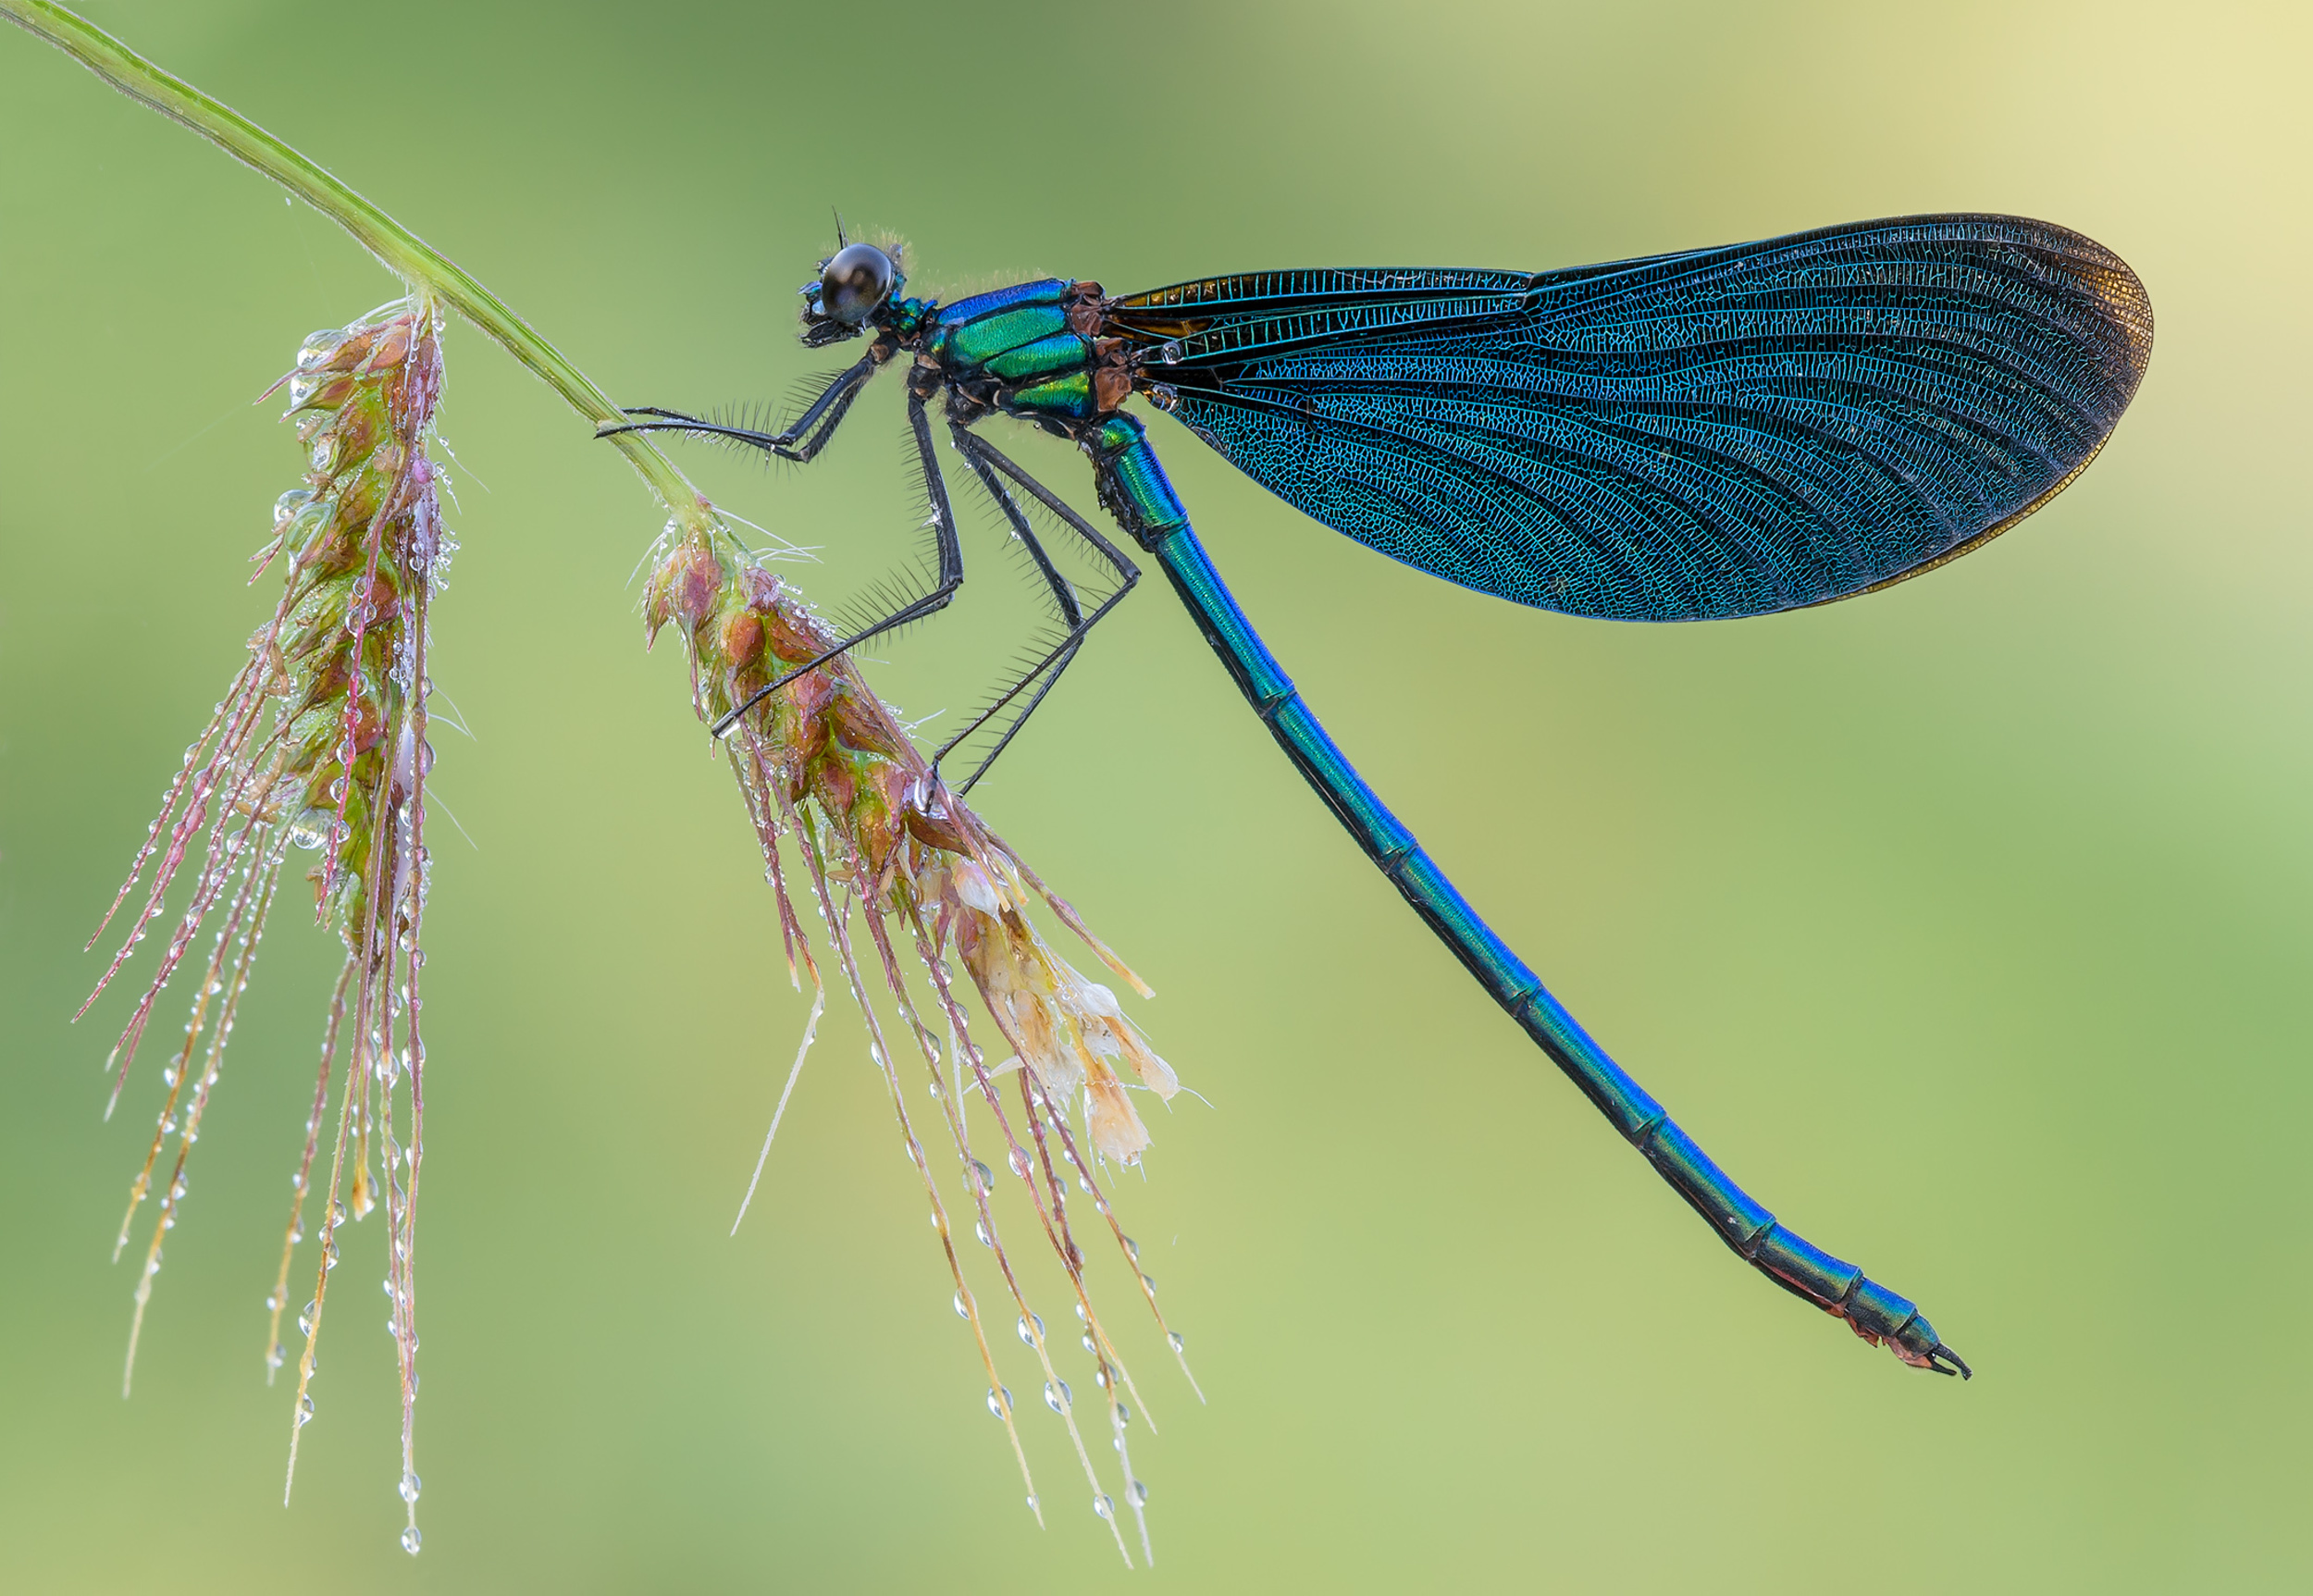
[3,1,2306,1589]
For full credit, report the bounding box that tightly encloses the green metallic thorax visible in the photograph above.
[909,278,1115,427]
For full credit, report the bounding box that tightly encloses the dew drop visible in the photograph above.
[986,1386,1012,1419]
[966,1158,994,1195]
[1093,1492,1115,1519]
[297,328,345,370]
[973,1218,994,1248]
[1129,1478,1149,1507]
[1016,1312,1044,1348]
[952,1291,971,1321]
[400,1526,423,1555]
[1044,1379,1071,1414]
[296,1392,315,1425]
[1121,1235,1139,1261]
[1025,1493,1039,1514]
[297,1302,317,1337]
[1139,1272,1156,1295]
[1008,1147,1033,1179]
[1168,1330,1185,1355]
[399,1472,422,1503]
[1082,1332,1096,1355]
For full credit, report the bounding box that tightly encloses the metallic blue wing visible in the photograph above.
[1105,216,2153,621]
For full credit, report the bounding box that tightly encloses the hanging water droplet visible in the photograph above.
[296,1392,315,1425]
[1016,1312,1044,1348]
[382,1278,398,1301]
[1168,1330,1185,1355]
[925,1078,942,1100]
[1008,1146,1033,1179]
[1138,1272,1156,1295]
[986,1386,1012,1419]
[1025,1493,1039,1515]
[400,1526,423,1556]
[952,1291,970,1320]
[1121,1235,1139,1261]
[296,328,345,370]
[1081,1332,1096,1355]
[1094,1366,1109,1389]
[330,1201,348,1230]
[161,1067,178,1088]
[399,1472,423,1503]
[267,1342,285,1370]
[966,1158,994,1195]
[1128,1478,1149,1507]
[1074,1302,1088,1323]
[1115,1403,1132,1429]
[1093,1492,1116,1519]
[1044,1379,1071,1414]
[1077,1176,1094,1195]
[1159,340,1183,365]
[973,1218,994,1248]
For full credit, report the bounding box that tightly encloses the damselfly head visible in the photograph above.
[798,241,897,346]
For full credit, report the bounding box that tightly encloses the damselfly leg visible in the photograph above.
[598,350,884,462]
[938,427,1139,793]
[707,387,965,737]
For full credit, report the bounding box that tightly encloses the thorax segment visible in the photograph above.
[916,278,1130,429]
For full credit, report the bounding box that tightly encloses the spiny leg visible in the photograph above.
[710,387,965,738]
[935,427,1142,793]
[597,349,883,462]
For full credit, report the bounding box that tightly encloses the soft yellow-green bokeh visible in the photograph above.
[2,1,2306,1588]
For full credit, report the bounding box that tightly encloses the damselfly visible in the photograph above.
[606,214,2153,1377]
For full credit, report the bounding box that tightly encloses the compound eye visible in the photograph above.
[819,243,894,324]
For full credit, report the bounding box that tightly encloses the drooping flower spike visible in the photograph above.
[86,296,451,1556]
[645,525,1200,1566]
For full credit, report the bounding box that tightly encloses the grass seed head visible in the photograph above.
[86,295,451,1553]
[646,521,1196,1565]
